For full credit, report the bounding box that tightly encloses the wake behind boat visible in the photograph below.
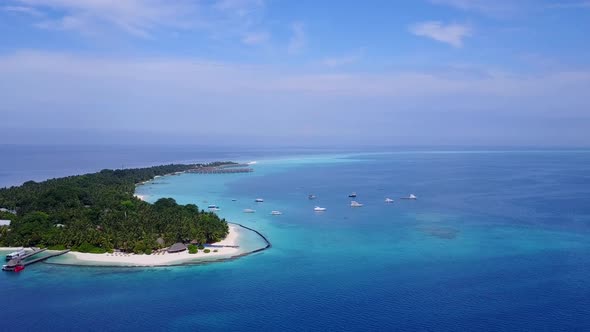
[400,194,417,200]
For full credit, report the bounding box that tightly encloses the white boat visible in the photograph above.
[6,248,26,261]
[385,198,394,203]
[243,209,256,213]
[350,201,363,207]
[401,194,417,200]
[271,211,282,215]
[314,206,326,212]
[255,198,264,202]
[208,204,219,209]
[308,194,317,200]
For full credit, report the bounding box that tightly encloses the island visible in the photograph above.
[0,163,268,267]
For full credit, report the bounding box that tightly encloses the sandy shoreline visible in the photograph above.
[2,225,242,267]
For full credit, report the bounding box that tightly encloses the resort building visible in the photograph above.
[167,243,187,253]
[0,219,11,227]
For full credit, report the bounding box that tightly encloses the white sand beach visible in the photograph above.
[53,224,241,266]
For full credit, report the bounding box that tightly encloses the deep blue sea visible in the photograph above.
[1,145,590,331]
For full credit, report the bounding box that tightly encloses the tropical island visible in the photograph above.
[0,163,252,264]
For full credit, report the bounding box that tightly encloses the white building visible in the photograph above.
[0,220,11,227]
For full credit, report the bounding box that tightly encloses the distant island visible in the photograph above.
[0,163,240,255]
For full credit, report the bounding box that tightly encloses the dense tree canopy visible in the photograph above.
[0,164,229,253]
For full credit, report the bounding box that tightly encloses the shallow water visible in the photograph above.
[1,149,590,331]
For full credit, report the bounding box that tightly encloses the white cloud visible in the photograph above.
[410,21,472,47]
[321,51,363,67]
[9,0,198,37]
[288,22,306,54]
[546,1,590,9]
[429,0,519,17]
[241,31,269,45]
[2,5,43,16]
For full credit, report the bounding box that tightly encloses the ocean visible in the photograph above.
[1,145,589,331]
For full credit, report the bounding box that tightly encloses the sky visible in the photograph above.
[0,0,589,146]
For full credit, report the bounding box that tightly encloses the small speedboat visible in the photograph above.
[255,198,264,203]
[348,192,357,198]
[350,201,363,207]
[385,198,394,203]
[271,211,283,215]
[308,194,317,200]
[401,194,417,200]
[243,209,256,213]
[314,206,326,212]
[208,204,219,209]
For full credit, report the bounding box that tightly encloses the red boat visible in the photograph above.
[14,265,25,272]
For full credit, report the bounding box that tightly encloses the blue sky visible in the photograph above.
[0,0,589,146]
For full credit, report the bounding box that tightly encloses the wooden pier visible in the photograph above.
[22,249,70,266]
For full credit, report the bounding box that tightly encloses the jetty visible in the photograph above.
[187,164,254,174]
[3,249,71,271]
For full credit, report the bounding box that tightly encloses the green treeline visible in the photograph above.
[0,164,229,253]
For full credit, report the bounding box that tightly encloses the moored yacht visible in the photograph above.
[314,206,326,212]
[255,198,264,203]
[308,194,317,200]
[385,198,394,203]
[348,192,357,198]
[6,248,26,261]
[350,201,363,207]
[243,209,256,213]
[271,210,283,215]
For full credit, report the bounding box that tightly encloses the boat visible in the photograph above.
[243,209,256,213]
[348,192,357,198]
[401,194,417,200]
[385,198,394,203]
[271,211,283,215]
[6,248,26,261]
[350,201,363,207]
[208,204,219,209]
[314,206,326,212]
[308,194,317,200]
[2,259,24,272]
[255,198,264,202]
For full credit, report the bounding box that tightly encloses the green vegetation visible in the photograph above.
[0,164,229,252]
[204,249,211,253]
[197,244,205,250]
[188,244,198,254]
[213,249,218,252]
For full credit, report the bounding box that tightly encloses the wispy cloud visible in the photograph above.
[321,50,363,67]
[288,22,306,54]
[429,0,520,17]
[546,1,590,9]
[6,0,268,40]
[2,5,43,16]
[410,21,472,47]
[9,0,198,38]
[241,31,269,45]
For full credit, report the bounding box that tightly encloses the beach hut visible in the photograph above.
[167,243,187,253]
